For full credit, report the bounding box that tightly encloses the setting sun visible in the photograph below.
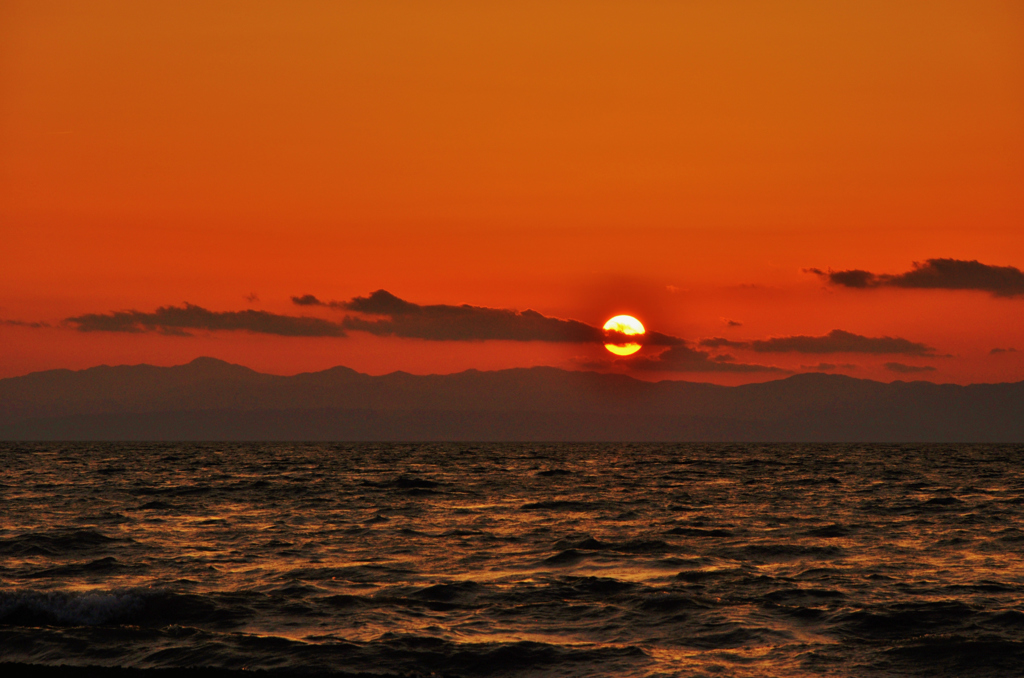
[603,315,645,356]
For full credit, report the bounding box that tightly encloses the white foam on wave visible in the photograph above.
[0,588,146,626]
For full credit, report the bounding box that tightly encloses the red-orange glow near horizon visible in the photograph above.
[1,1,1023,384]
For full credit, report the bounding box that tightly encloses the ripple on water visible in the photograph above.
[0,442,1022,677]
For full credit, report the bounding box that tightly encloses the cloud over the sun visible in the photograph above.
[293,289,683,345]
[296,290,779,371]
[63,291,936,379]
[699,329,935,356]
[66,291,680,345]
[67,304,347,337]
[807,259,1024,298]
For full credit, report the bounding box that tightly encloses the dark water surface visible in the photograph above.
[1,443,1022,677]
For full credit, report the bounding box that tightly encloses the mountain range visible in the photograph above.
[1,357,1022,441]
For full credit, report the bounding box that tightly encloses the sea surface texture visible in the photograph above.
[1,443,1023,677]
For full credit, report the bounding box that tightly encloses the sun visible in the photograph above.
[603,315,645,356]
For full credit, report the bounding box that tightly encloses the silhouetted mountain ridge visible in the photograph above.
[1,358,1021,441]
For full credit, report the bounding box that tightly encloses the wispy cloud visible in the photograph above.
[1,319,50,328]
[800,362,857,371]
[67,304,347,337]
[885,362,936,374]
[807,259,1024,298]
[700,329,935,356]
[630,345,788,373]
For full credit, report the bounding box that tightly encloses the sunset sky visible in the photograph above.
[2,1,1023,384]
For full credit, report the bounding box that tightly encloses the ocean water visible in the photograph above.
[1,442,1022,677]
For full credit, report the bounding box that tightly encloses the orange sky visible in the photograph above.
[2,1,1023,384]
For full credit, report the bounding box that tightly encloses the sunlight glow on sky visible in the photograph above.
[1,1,1023,384]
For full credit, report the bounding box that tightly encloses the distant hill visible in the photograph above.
[1,357,1022,441]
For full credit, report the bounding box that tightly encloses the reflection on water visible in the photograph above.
[1,442,1022,676]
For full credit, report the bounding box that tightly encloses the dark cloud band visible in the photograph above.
[293,289,683,345]
[700,329,935,356]
[1,319,50,328]
[807,259,1024,297]
[335,290,601,342]
[67,304,347,337]
[65,291,935,374]
[66,291,672,345]
[630,345,788,373]
[885,362,936,374]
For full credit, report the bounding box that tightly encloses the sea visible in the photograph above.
[1,442,1022,677]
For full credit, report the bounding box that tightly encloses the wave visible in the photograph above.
[3,442,1023,676]
[0,589,248,628]
[24,556,127,579]
[0,589,145,627]
[520,500,606,511]
[0,529,127,557]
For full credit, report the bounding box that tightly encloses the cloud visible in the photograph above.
[66,304,347,337]
[721,318,743,327]
[808,259,1024,297]
[805,267,876,288]
[291,294,325,306]
[339,290,598,341]
[1,319,50,328]
[699,329,935,356]
[631,345,788,373]
[296,289,684,345]
[800,363,857,371]
[341,289,422,316]
[885,362,937,374]
[68,290,687,347]
[990,347,1018,355]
